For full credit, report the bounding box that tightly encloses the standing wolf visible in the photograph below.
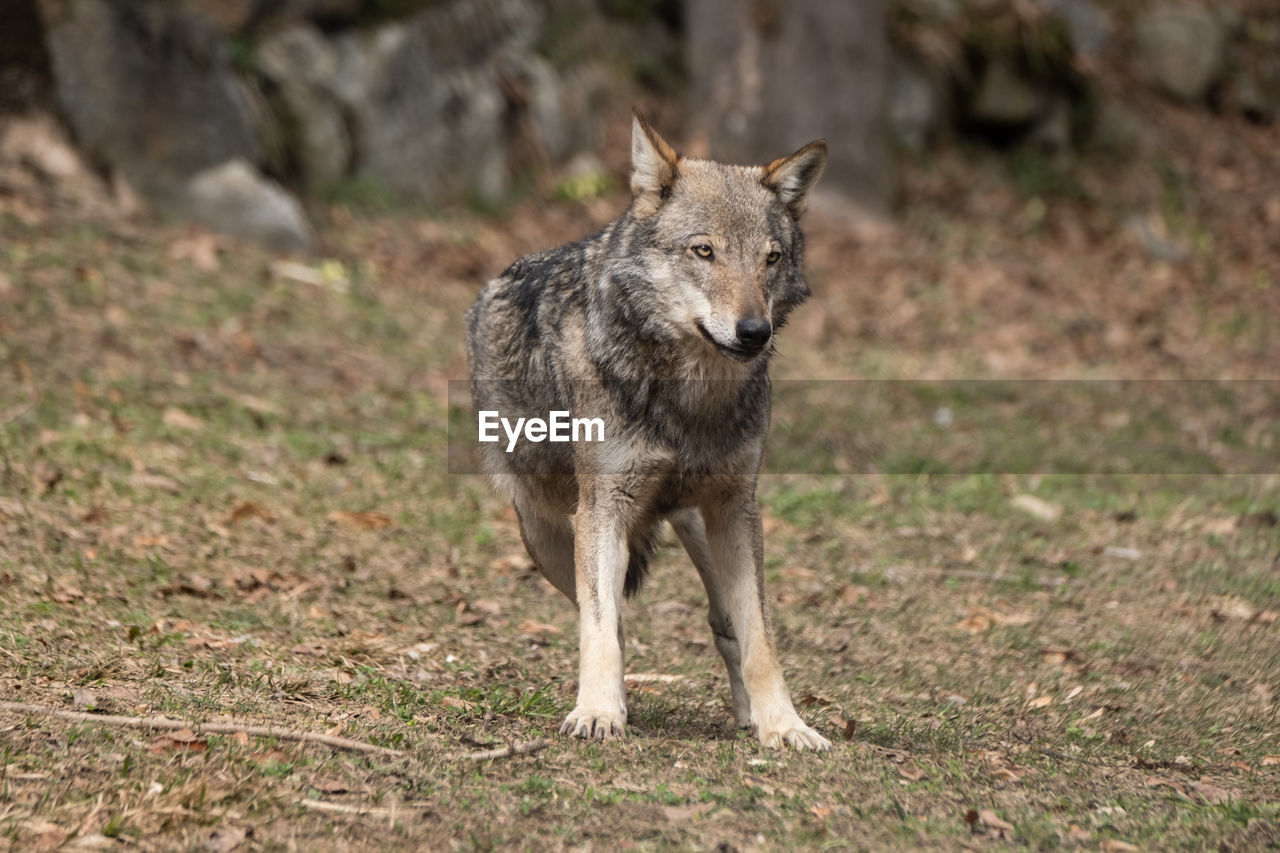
[466,110,829,750]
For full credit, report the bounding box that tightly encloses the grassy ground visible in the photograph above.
[2,105,1279,850]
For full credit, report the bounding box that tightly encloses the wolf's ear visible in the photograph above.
[763,140,828,217]
[631,109,680,216]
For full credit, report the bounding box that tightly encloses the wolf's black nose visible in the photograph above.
[735,317,772,350]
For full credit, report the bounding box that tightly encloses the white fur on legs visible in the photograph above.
[700,498,830,752]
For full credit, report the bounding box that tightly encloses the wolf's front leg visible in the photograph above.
[701,494,831,752]
[561,491,628,740]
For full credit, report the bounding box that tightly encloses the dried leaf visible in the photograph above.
[1101,841,1140,852]
[956,609,992,633]
[169,233,221,272]
[225,501,275,525]
[149,729,209,753]
[826,714,858,740]
[441,695,476,712]
[471,599,503,617]
[1027,695,1053,709]
[992,608,1034,627]
[311,777,351,794]
[1066,824,1091,842]
[72,687,97,711]
[1187,780,1232,805]
[1011,494,1061,522]
[329,510,394,530]
[979,808,1014,836]
[1041,647,1075,665]
[838,584,871,605]
[163,407,203,431]
[780,566,817,581]
[518,618,563,640]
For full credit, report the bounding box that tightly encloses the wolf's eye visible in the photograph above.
[766,250,782,265]
[692,244,714,260]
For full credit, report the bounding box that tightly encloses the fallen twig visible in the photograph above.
[464,739,550,762]
[0,702,403,757]
[298,798,415,820]
[624,673,686,684]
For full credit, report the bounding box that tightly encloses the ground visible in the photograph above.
[1,98,1278,851]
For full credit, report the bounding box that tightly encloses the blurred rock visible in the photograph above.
[332,19,508,205]
[1093,98,1154,151]
[173,0,259,34]
[1227,21,1280,124]
[326,0,574,206]
[1135,2,1227,102]
[551,62,614,159]
[1234,60,1280,124]
[1028,96,1072,151]
[1034,0,1111,56]
[255,23,351,192]
[182,159,314,253]
[38,0,318,248]
[39,0,261,195]
[889,53,943,150]
[970,59,1049,126]
[917,0,961,20]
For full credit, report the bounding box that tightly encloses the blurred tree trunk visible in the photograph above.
[684,0,892,217]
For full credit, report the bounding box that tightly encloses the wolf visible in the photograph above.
[465,110,830,750]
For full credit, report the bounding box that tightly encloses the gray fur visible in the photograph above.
[465,111,831,750]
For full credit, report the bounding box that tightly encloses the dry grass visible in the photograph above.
[1,101,1279,851]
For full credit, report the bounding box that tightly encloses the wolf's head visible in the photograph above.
[625,110,826,363]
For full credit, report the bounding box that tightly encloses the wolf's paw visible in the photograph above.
[560,706,626,741]
[757,716,831,752]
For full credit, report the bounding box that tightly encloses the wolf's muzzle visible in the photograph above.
[735,317,773,354]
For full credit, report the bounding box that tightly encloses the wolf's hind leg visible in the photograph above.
[670,508,752,728]
[515,501,576,602]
